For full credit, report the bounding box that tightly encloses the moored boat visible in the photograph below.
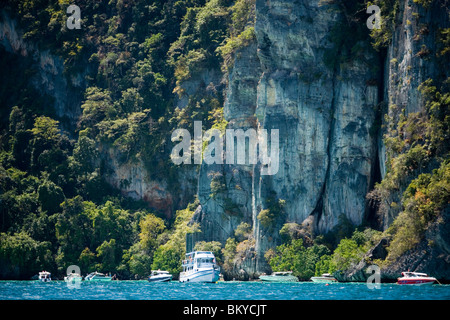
[148,270,173,282]
[310,273,337,283]
[64,272,83,283]
[259,271,299,283]
[38,271,52,282]
[179,251,220,283]
[85,271,112,281]
[397,272,436,285]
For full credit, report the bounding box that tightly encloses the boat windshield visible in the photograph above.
[196,257,214,267]
[402,272,428,278]
[273,272,292,276]
[183,251,216,266]
[152,270,168,275]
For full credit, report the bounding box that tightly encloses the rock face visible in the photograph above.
[189,0,450,280]
[333,0,450,283]
[100,145,198,220]
[377,0,450,229]
[0,11,84,131]
[191,0,380,276]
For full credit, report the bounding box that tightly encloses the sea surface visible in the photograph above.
[1,281,450,300]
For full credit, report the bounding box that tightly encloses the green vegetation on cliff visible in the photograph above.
[264,226,382,280]
[0,0,254,279]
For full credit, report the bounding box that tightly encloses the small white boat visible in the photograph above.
[38,271,52,282]
[397,272,437,285]
[259,271,299,282]
[148,270,173,282]
[64,272,83,283]
[84,272,112,281]
[310,273,337,283]
[179,251,220,283]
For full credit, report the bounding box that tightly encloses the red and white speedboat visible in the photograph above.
[397,272,437,285]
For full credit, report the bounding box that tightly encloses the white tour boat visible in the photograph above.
[397,272,437,285]
[84,271,112,281]
[179,251,220,283]
[38,271,52,282]
[259,271,299,282]
[148,270,173,282]
[310,273,337,283]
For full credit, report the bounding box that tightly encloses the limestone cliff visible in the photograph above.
[376,0,450,229]
[335,0,450,282]
[2,0,448,280]
[190,0,381,276]
[188,0,449,279]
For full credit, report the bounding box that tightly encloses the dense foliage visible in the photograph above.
[264,225,382,280]
[0,0,256,279]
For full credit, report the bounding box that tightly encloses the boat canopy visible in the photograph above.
[185,251,214,257]
[401,272,429,277]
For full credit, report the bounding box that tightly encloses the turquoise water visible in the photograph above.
[1,281,449,300]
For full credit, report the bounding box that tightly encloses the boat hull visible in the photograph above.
[310,277,337,283]
[148,275,172,282]
[397,278,435,285]
[179,268,220,283]
[85,276,112,281]
[64,276,82,282]
[86,278,112,281]
[259,275,299,283]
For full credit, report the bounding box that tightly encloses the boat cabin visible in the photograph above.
[182,251,216,272]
